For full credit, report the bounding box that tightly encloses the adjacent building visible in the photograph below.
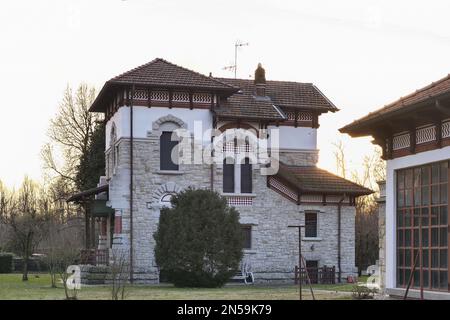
[341,75,450,299]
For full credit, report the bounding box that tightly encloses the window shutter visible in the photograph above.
[160,131,179,171]
[241,158,252,194]
[223,159,235,193]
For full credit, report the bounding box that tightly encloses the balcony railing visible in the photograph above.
[80,249,109,266]
[391,120,450,151]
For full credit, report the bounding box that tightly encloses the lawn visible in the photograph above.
[0,273,356,300]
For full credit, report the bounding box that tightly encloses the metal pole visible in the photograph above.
[234,43,237,79]
[299,227,302,301]
[289,225,304,300]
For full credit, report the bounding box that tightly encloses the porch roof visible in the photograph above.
[276,163,373,196]
[66,184,109,202]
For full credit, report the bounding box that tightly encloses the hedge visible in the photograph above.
[0,253,13,273]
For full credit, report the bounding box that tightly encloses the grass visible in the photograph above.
[0,273,355,300]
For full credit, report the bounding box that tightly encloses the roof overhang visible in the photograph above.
[66,184,109,202]
[89,81,240,113]
[340,91,450,138]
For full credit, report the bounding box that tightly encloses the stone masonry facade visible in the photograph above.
[105,119,357,284]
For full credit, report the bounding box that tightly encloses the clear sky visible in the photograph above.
[1,0,450,188]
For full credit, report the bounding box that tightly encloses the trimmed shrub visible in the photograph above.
[154,188,244,288]
[0,253,13,273]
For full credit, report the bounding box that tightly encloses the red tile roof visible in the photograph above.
[90,58,338,119]
[277,163,373,196]
[341,74,450,135]
[217,78,338,112]
[109,58,237,90]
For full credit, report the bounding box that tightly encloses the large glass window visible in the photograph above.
[396,161,449,291]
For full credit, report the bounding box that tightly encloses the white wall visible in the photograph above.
[385,146,450,289]
[268,125,317,150]
[106,106,213,148]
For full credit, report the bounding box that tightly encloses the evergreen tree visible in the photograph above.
[75,122,105,191]
[154,189,244,287]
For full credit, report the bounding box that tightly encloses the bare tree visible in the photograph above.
[41,84,98,190]
[2,177,48,281]
[43,212,84,290]
[333,142,386,273]
[110,250,130,300]
[332,140,347,178]
[55,247,81,300]
[0,180,14,251]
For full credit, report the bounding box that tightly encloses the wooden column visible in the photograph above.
[387,136,393,160]
[147,88,152,108]
[435,119,442,149]
[189,92,194,110]
[409,127,416,154]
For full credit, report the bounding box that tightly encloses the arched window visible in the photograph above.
[241,157,252,194]
[223,158,235,193]
[160,193,174,208]
[160,131,179,171]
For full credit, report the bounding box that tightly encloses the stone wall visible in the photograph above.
[377,181,386,292]
[278,150,319,166]
[106,133,356,283]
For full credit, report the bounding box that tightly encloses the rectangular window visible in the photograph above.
[240,158,252,194]
[160,131,179,171]
[396,160,449,292]
[305,212,318,238]
[242,225,252,249]
[223,159,235,193]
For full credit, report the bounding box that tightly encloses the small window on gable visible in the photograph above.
[305,212,318,238]
[160,131,179,171]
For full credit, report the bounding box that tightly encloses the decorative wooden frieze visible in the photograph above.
[267,176,298,203]
[392,132,410,150]
[285,111,313,121]
[152,90,170,102]
[192,93,212,104]
[172,92,190,102]
[416,125,436,144]
[300,194,323,203]
[442,120,450,138]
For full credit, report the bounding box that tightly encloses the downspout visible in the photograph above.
[337,194,346,283]
[129,85,135,283]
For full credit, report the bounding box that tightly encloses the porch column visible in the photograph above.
[113,209,124,246]
[97,217,108,250]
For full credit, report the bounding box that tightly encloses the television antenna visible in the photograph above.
[223,41,249,79]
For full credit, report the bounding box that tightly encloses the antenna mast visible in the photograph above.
[223,41,249,78]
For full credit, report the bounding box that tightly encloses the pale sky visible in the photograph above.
[2,0,450,188]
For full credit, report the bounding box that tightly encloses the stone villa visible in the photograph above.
[69,58,371,284]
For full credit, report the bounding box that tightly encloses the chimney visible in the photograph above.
[254,63,266,96]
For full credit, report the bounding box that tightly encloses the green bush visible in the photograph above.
[154,188,244,288]
[0,253,13,273]
[351,285,378,299]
